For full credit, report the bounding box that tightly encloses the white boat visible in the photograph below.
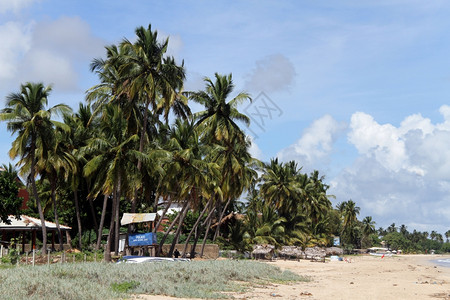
[368,247,393,257]
[117,256,190,263]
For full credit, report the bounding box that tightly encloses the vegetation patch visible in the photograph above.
[0,260,307,299]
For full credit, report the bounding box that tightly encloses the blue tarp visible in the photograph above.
[128,232,157,246]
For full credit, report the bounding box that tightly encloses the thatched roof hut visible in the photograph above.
[304,246,326,261]
[278,246,305,259]
[251,244,275,260]
[325,247,344,256]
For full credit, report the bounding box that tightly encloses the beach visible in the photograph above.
[136,254,450,300]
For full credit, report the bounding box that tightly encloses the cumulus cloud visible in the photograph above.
[245,54,296,93]
[277,115,346,170]
[330,106,450,233]
[0,22,31,79]
[0,16,105,93]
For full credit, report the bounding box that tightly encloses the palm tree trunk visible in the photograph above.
[30,152,47,252]
[157,201,187,255]
[88,197,99,235]
[189,225,200,258]
[131,99,151,213]
[213,197,232,241]
[181,198,212,255]
[200,217,213,257]
[73,189,83,250]
[169,203,190,257]
[114,175,121,255]
[153,196,172,234]
[96,194,109,251]
[105,191,117,262]
[50,178,64,251]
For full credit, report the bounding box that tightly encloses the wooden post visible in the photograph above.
[84,254,87,262]
[47,249,50,265]
[25,252,28,265]
[22,231,26,254]
[94,252,96,262]
[32,249,35,267]
[32,231,36,251]
[0,245,3,258]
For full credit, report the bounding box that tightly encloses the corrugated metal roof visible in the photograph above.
[120,213,156,225]
[0,215,71,230]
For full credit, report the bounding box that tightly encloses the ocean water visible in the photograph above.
[432,258,450,268]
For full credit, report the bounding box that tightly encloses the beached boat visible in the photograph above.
[368,247,393,257]
[117,256,190,263]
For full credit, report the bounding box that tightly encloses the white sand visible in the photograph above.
[134,254,450,300]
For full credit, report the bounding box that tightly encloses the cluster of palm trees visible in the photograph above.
[0,24,259,261]
[5,23,443,259]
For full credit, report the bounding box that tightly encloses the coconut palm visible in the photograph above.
[83,104,144,260]
[0,82,71,251]
[189,73,251,144]
[259,158,302,218]
[119,24,186,213]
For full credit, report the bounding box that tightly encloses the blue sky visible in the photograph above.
[1,0,449,234]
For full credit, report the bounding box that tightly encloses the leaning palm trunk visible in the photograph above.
[30,153,47,252]
[213,197,232,241]
[169,203,190,257]
[158,201,188,255]
[200,216,213,257]
[96,194,109,251]
[153,196,172,234]
[181,198,212,256]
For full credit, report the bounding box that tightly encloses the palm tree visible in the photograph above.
[190,73,251,144]
[119,24,186,212]
[259,159,302,218]
[35,127,76,250]
[0,82,71,251]
[83,104,144,260]
[340,200,360,247]
[445,230,450,243]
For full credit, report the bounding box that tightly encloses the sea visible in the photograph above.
[432,258,450,268]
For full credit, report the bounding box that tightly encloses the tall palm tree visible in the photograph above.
[36,127,76,250]
[83,104,144,260]
[0,82,71,251]
[259,158,302,218]
[190,73,251,144]
[445,230,450,243]
[119,24,186,211]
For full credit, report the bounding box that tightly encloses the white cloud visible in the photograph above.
[331,106,450,233]
[0,0,36,14]
[0,16,105,94]
[0,22,31,79]
[277,115,346,170]
[245,54,296,93]
[248,135,263,160]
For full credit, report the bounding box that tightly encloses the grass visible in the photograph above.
[0,260,308,299]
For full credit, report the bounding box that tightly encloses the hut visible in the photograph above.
[0,215,71,253]
[304,246,326,262]
[278,246,305,260]
[251,244,275,260]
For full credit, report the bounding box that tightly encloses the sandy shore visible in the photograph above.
[135,254,450,300]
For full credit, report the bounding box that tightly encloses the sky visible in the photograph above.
[1,0,449,235]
